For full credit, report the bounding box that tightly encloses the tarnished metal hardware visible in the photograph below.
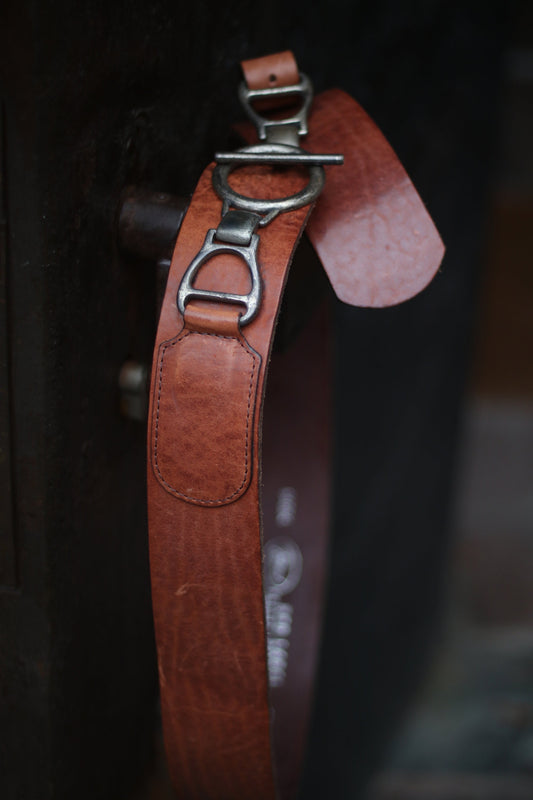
[215,209,262,246]
[213,143,326,223]
[177,228,261,325]
[215,151,344,166]
[238,72,313,141]
[176,69,343,328]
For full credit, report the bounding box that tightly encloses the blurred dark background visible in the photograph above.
[1,1,531,798]
[366,4,533,797]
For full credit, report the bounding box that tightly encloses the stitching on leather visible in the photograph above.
[153,330,257,505]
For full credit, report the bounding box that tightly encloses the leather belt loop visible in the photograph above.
[241,50,299,92]
[147,50,445,800]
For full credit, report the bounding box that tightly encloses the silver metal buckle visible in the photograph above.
[177,228,261,326]
[212,143,326,225]
[238,72,313,141]
[176,68,343,328]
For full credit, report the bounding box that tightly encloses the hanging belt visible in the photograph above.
[147,51,444,800]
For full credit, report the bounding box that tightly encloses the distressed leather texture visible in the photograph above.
[237,90,445,307]
[148,160,314,800]
[306,90,445,306]
[153,321,260,505]
[148,52,444,800]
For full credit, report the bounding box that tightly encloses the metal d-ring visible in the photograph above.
[177,229,261,326]
[238,72,313,140]
[212,143,325,224]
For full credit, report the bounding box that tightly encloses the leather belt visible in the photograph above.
[147,51,444,800]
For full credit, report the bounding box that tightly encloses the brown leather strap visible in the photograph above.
[235,96,444,307]
[148,160,317,799]
[240,51,303,116]
[237,54,444,306]
[241,51,299,92]
[306,90,445,307]
[148,52,444,800]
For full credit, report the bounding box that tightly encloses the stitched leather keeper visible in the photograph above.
[153,328,260,506]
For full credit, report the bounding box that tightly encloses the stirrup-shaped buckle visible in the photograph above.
[177,229,261,326]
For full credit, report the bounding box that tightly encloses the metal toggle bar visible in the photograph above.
[215,151,344,166]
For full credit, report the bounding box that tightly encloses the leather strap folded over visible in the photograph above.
[236,92,444,307]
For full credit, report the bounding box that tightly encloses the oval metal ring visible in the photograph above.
[212,143,325,222]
